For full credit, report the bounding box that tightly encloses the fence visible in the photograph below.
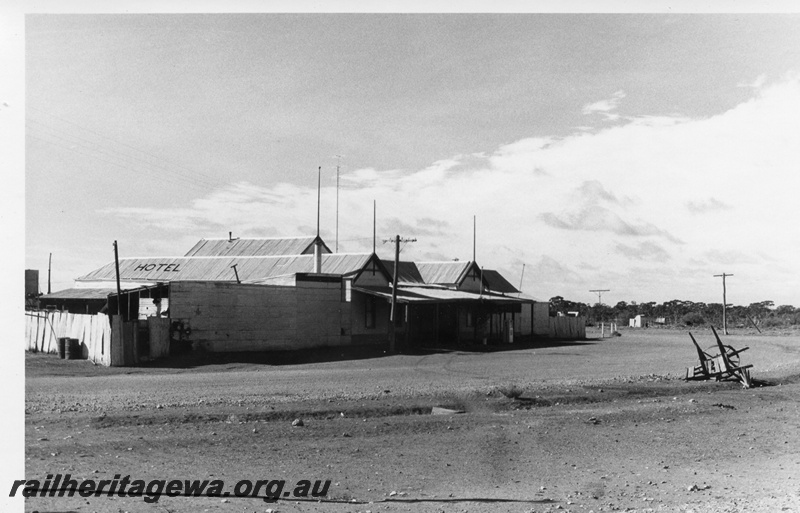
[25,311,111,366]
[548,316,586,339]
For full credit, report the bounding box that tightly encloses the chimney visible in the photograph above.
[313,239,322,274]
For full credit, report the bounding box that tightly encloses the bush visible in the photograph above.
[761,317,786,328]
[680,312,705,326]
[497,384,524,399]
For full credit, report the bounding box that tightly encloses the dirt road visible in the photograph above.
[24,328,800,512]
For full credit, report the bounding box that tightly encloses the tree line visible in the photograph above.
[548,296,800,329]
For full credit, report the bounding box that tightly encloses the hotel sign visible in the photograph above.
[132,263,182,273]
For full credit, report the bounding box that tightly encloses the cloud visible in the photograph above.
[703,249,760,266]
[582,90,626,120]
[529,255,585,286]
[685,197,732,214]
[384,216,450,237]
[577,180,621,205]
[615,241,671,261]
[99,76,800,304]
[738,74,767,89]
[538,205,681,242]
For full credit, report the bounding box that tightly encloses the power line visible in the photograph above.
[27,132,220,193]
[27,119,225,190]
[28,107,236,188]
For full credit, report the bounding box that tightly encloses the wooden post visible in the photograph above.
[113,241,122,317]
[389,235,400,352]
[714,273,733,335]
[746,314,762,334]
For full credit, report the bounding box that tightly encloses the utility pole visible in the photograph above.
[590,289,610,306]
[113,241,122,317]
[384,235,416,352]
[47,252,52,294]
[590,289,610,327]
[714,273,733,335]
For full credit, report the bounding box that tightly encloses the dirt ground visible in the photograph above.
[24,328,800,513]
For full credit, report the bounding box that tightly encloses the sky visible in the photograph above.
[11,5,800,307]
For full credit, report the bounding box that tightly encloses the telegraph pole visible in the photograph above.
[113,241,122,316]
[47,252,52,294]
[714,273,733,335]
[590,289,610,306]
[590,289,610,329]
[384,235,416,352]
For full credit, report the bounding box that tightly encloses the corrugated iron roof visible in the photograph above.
[77,253,374,284]
[354,285,535,304]
[415,261,473,286]
[380,260,425,284]
[40,288,113,300]
[184,236,331,257]
[481,269,520,294]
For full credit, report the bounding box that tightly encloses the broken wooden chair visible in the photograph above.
[685,325,753,388]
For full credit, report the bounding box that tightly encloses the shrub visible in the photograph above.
[761,317,786,328]
[681,312,705,326]
[497,384,524,399]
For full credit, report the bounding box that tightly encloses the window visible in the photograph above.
[466,311,474,327]
[365,296,376,329]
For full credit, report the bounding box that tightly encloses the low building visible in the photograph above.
[629,314,651,328]
[39,287,110,314]
[38,235,579,365]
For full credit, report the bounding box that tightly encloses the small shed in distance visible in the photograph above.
[629,314,651,328]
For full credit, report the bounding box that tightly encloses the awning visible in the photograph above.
[40,288,114,300]
[353,285,535,305]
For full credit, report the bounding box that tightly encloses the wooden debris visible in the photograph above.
[685,326,753,388]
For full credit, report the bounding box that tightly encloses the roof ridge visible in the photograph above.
[196,236,315,241]
[115,253,373,261]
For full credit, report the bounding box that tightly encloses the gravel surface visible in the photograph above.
[23,328,800,512]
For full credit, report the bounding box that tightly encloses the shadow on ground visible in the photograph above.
[144,337,596,368]
[25,337,596,375]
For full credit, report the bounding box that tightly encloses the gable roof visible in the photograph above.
[481,269,520,294]
[380,260,426,285]
[76,253,378,284]
[415,261,481,287]
[184,236,331,257]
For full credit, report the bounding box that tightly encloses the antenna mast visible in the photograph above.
[473,215,476,262]
[335,155,343,252]
[316,166,321,238]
